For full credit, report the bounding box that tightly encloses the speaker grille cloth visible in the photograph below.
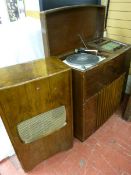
[17,106,66,144]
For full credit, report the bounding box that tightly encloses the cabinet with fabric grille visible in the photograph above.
[0,58,73,171]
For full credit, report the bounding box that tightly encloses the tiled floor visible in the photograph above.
[0,114,131,175]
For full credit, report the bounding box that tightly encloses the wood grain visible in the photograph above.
[83,94,98,141]
[40,5,131,142]
[0,58,73,171]
[107,27,131,38]
[97,73,125,128]
[109,2,131,11]
[107,19,131,30]
[107,34,131,44]
[108,11,131,20]
[41,5,105,57]
[72,52,130,141]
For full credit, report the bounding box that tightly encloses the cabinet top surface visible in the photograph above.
[0,57,70,90]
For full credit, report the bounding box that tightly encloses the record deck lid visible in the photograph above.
[40,5,105,57]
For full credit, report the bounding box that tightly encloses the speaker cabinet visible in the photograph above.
[0,58,73,171]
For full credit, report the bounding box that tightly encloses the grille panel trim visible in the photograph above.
[17,106,66,144]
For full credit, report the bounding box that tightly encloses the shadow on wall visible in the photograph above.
[0,118,15,161]
[126,75,131,94]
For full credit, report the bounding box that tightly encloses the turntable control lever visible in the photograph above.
[77,34,98,55]
[78,34,88,49]
[84,49,98,56]
[75,48,98,56]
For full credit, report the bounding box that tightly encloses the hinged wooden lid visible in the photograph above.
[40,5,105,57]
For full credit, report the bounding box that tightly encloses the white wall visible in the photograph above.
[0,0,9,23]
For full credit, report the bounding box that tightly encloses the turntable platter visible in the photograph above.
[66,53,99,66]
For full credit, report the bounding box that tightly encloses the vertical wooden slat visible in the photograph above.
[107,1,131,74]
[97,73,125,128]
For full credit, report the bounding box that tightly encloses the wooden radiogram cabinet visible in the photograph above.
[41,5,131,141]
[0,58,73,171]
[72,52,130,141]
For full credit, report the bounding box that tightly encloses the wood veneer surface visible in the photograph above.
[40,5,131,141]
[0,58,73,171]
[41,5,105,56]
[0,57,70,89]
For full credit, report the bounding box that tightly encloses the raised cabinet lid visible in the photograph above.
[40,5,105,57]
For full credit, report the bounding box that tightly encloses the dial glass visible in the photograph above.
[101,42,122,51]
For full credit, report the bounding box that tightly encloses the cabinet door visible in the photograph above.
[97,73,125,128]
[83,73,125,141]
[83,94,98,141]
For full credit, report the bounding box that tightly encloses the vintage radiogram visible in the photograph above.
[40,5,131,141]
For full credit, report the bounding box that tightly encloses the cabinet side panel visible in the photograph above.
[72,70,84,140]
[0,70,73,171]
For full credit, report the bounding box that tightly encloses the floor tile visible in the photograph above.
[0,115,131,175]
